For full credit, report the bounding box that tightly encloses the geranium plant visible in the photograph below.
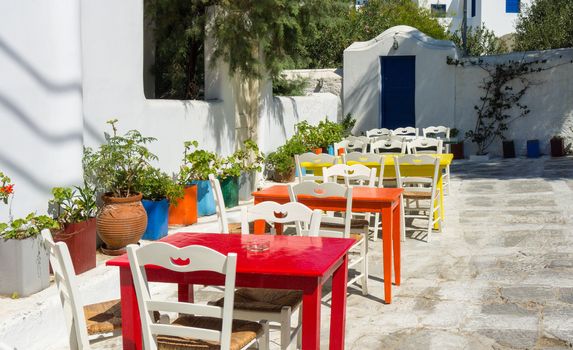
[0,172,14,205]
[219,139,264,179]
[136,166,184,203]
[49,182,97,227]
[83,119,158,197]
[179,140,221,183]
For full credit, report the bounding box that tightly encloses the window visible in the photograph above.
[471,0,476,17]
[430,4,447,17]
[506,0,520,13]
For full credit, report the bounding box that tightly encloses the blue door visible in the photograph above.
[380,56,415,129]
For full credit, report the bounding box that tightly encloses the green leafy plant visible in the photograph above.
[273,75,309,96]
[179,140,220,183]
[219,139,265,179]
[265,136,307,175]
[0,171,14,205]
[49,183,97,227]
[515,0,573,52]
[450,24,507,56]
[83,119,158,197]
[341,113,356,137]
[450,128,460,138]
[0,213,59,240]
[316,119,344,148]
[136,167,184,203]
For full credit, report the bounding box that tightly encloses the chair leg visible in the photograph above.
[361,229,369,295]
[373,213,380,241]
[259,320,270,350]
[280,306,292,350]
[296,306,302,349]
[400,195,406,242]
[444,165,450,195]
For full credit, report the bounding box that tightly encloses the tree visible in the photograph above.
[514,0,573,51]
[450,24,507,57]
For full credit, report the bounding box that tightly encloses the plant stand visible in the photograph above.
[53,218,97,274]
[0,236,50,297]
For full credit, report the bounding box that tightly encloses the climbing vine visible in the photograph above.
[447,55,572,155]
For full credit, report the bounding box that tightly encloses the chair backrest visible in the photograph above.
[288,182,353,238]
[422,126,450,139]
[41,230,91,350]
[392,127,418,137]
[370,138,407,154]
[366,128,392,138]
[408,138,443,155]
[294,153,338,183]
[240,201,322,236]
[346,135,371,144]
[322,164,376,187]
[209,174,229,233]
[333,139,368,154]
[394,155,440,197]
[127,243,238,350]
[342,152,385,188]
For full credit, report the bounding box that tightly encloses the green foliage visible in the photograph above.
[272,75,309,96]
[83,119,158,198]
[265,136,307,175]
[300,0,448,68]
[341,113,357,137]
[179,141,220,183]
[0,213,59,240]
[515,0,573,52]
[450,24,507,56]
[219,140,264,179]
[49,183,97,226]
[136,167,184,203]
[0,171,14,205]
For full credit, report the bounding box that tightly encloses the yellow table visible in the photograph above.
[347,154,453,227]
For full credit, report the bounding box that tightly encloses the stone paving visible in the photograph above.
[70,157,573,349]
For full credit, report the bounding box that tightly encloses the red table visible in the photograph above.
[106,233,355,350]
[253,185,403,304]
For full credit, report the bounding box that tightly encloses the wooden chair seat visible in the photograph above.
[320,218,369,230]
[157,316,263,350]
[402,191,432,199]
[212,288,302,313]
[84,299,122,335]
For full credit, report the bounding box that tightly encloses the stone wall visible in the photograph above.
[283,68,343,97]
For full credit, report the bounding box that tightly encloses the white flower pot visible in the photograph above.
[239,171,257,201]
[469,154,490,162]
[0,235,50,297]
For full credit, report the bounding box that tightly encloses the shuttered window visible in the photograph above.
[506,0,520,13]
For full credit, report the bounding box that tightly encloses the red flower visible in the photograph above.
[0,184,13,194]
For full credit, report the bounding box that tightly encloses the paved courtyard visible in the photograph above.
[36,157,573,349]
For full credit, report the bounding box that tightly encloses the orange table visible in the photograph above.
[252,185,403,304]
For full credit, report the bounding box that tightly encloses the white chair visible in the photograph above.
[294,152,338,183]
[392,127,418,137]
[214,201,321,350]
[422,126,451,194]
[366,128,392,138]
[408,138,443,155]
[322,163,376,187]
[394,155,441,242]
[288,182,369,295]
[342,152,387,241]
[370,138,407,154]
[334,139,368,154]
[209,174,241,233]
[41,230,123,350]
[127,242,269,350]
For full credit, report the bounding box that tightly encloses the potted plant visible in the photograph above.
[83,119,156,255]
[265,136,307,182]
[48,182,97,274]
[449,128,465,160]
[502,140,516,158]
[550,136,565,157]
[527,139,541,158]
[137,167,184,240]
[0,172,59,297]
[231,139,264,202]
[295,121,321,154]
[179,140,220,217]
[315,119,344,155]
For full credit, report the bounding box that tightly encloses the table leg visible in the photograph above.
[302,280,322,350]
[381,207,393,304]
[392,203,401,286]
[120,267,141,350]
[438,174,445,227]
[330,255,348,350]
[178,284,194,303]
[253,197,266,234]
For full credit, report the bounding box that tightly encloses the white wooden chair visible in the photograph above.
[422,126,451,194]
[294,152,338,183]
[322,163,376,187]
[366,128,392,138]
[127,242,269,350]
[41,230,123,350]
[392,127,418,137]
[334,138,368,154]
[370,138,407,154]
[209,174,242,234]
[394,155,441,242]
[408,138,443,155]
[213,201,321,350]
[288,182,369,295]
[342,152,387,241]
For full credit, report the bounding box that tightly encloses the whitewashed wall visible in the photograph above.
[0,0,84,221]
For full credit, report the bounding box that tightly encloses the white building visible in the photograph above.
[417,0,533,36]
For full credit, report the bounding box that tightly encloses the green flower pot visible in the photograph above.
[219,176,239,208]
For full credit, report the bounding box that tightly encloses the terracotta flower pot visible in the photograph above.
[52,218,97,274]
[272,168,295,183]
[97,193,147,255]
[312,148,323,155]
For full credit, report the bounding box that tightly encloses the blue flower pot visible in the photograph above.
[327,145,335,155]
[192,179,216,216]
[527,140,540,158]
[295,167,307,177]
[142,198,169,240]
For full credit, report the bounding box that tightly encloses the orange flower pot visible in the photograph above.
[312,148,323,154]
[168,185,198,226]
